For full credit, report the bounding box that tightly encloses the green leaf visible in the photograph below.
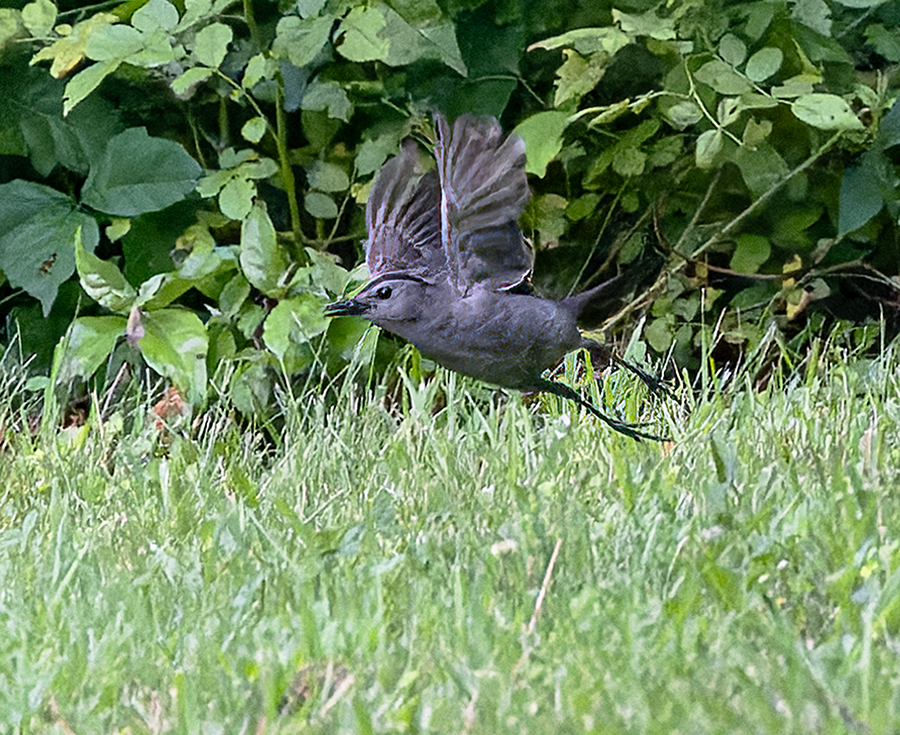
[241,116,268,144]
[55,315,126,383]
[218,177,255,220]
[85,24,144,60]
[272,15,333,68]
[139,309,208,405]
[694,60,753,95]
[301,79,352,121]
[839,152,885,236]
[171,66,215,95]
[735,143,789,199]
[695,129,723,169]
[718,33,746,67]
[554,50,606,107]
[240,201,289,297]
[75,225,137,313]
[336,6,388,62]
[63,60,121,116]
[263,294,328,374]
[242,53,274,89]
[0,180,99,316]
[131,0,179,33]
[529,26,629,55]
[865,24,900,63]
[644,317,673,353]
[193,22,232,68]
[355,131,403,176]
[81,127,202,216]
[792,0,832,36]
[745,47,783,82]
[730,234,770,273]
[613,9,677,40]
[305,191,339,218]
[791,93,864,131]
[22,0,56,36]
[513,111,569,177]
[308,161,349,192]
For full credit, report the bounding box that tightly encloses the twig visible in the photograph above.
[527,538,562,634]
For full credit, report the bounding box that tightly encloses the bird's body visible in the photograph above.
[383,283,581,392]
[325,113,667,439]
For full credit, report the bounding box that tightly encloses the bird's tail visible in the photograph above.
[560,276,621,319]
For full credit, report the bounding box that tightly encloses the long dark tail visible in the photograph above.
[538,379,668,442]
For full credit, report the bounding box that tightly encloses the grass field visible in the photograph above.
[1,341,898,733]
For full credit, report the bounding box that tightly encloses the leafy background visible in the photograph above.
[0,0,899,417]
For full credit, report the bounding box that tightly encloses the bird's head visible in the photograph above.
[324,273,432,327]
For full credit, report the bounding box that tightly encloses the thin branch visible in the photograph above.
[691,131,844,259]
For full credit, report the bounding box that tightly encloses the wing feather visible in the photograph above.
[435,114,533,291]
[365,139,443,278]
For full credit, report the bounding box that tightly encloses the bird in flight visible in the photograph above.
[325,113,670,440]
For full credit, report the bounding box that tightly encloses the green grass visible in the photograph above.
[1,346,899,733]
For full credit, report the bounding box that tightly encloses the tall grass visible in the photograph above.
[0,340,898,733]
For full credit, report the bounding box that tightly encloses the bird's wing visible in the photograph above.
[365,138,444,278]
[434,113,533,292]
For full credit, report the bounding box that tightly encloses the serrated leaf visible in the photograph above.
[336,6,387,62]
[529,26,629,55]
[272,15,333,68]
[554,49,606,107]
[81,127,202,216]
[305,191,338,218]
[241,116,268,144]
[240,201,288,296]
[193,22,232,68]
[792,93,864,131]
[614,8,676,40]
[745,47,782,82]
[131,0,179,33]
[63,59,121,116]
[55,315,126,383]
[75,225,137,313]
[32,12,118,79]
[513,111,569,177]
[171,66,214,95]
[139,309,208,405]
[0,180,99,316]
[22,0,56,36]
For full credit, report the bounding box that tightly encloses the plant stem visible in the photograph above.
[274,78,307,263]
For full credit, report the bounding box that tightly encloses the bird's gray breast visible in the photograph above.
[401,287,581,391]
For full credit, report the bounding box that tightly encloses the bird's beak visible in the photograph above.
[324,298,368,317]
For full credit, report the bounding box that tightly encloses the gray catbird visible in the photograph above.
[325,114,668,439]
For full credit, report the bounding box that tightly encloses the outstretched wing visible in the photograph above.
[434,113,533,292]
[365,139,444,278]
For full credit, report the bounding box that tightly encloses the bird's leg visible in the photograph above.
[581,339,674,399]
[537,379,669,442]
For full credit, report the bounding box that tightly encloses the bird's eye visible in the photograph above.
[376,285,393,300]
